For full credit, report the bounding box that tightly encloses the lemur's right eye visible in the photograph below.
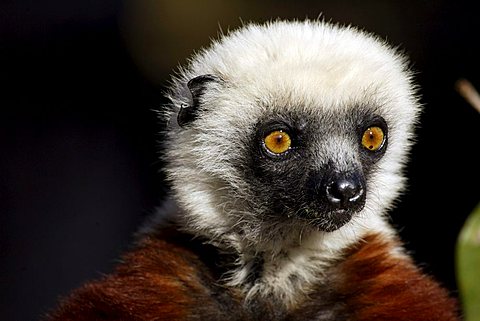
[263,130,292,155]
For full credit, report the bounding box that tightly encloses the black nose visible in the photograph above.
[324,171,365,210]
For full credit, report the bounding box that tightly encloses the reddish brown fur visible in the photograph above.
[46,234,246,321]
[335,234,459,321]
[46,231,459,321]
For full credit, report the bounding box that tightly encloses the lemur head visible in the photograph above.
[164,20,419,252]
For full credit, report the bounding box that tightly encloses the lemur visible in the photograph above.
[47,20,459,320]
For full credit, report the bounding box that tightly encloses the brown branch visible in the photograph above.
[455,78,480,113]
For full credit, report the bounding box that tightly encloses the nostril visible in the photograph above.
[325,177,365,206]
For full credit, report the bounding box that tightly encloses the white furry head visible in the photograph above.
[161,20,420,306]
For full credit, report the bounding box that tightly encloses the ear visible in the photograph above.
[177,74,223,128]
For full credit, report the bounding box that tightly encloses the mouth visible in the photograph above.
[295,206,361,232]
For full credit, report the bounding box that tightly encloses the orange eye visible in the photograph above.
[361,126,385,151]
[264,130,292,155]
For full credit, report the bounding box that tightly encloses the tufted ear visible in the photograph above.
[177,74,223,128]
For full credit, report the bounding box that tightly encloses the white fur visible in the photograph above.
[158,20,420,308]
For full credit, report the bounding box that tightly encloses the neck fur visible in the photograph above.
[221,214,395,309]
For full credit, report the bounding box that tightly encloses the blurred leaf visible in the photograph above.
[457,202,480,321]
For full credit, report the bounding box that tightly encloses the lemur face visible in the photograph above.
[166,21,419,247]
[244,110,388,232]
[172,72,395,239]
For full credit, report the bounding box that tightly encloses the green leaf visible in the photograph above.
[457,202,480,321]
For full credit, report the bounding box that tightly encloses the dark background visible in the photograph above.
[1,1,479,320]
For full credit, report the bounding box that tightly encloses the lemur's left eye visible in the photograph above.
[264,130,291,155]
[361,126,385,151]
